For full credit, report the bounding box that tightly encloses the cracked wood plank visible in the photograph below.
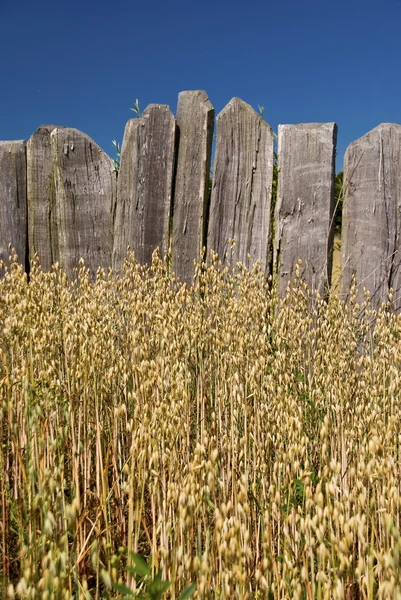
[27,124,60,271]
[171,91,214,285]
[0,140,27,269]
[274,123,337,296]
[50,127,116,278]
[340,123,401,309]
[207,97,274,276]
[113,105,176,270]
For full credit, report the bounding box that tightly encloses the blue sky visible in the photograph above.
[1,0,400,172]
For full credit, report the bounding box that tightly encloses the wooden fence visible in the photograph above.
[1,90,401,309]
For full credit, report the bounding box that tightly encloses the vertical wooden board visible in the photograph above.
[27,125,60,270]
[207,97,274,276]
[51,127,116,278]
[274,123,337,296]
[113,105,176,269]
[340,123,401,309]
[388,125,401,310]
[172,90,214,285]
[112,118,139,270]
[0,140,27,268]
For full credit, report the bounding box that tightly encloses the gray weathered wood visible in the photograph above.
[172,91,214,285]
[27,125,59,271]
[340,123,401,309]
[50,127,116,277]
[207,97,274,275]
[274,123,337,296]
[113,105,176,270]
[0,140,27,268]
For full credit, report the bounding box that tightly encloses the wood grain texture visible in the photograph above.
[50,127,116,277]
[340,123,401,309]
[27,125,59,270]
[207,97,274,276]
[0,140,27,268]
[113,105,176,270]
[172,91,214,285]
[274,123,337,296]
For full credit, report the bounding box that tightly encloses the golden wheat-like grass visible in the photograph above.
[1,251,401,599]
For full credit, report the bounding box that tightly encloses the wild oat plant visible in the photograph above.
[1,250,401,599]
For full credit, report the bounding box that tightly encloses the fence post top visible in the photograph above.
[217,97,265,121]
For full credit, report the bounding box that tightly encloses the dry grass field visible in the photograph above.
[1,251,401,599]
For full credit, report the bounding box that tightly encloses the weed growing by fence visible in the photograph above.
[1,251,401,599]
[112,99,142,173]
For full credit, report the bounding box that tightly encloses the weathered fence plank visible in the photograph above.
[172,91,214,284]
[113,105,176,270]
[27,125,59,271]
[0,140,27,268]
[274,122,337,296]
[340,123,401,309]
[207,98,274,276]
[2,93,401,304]
[50,127,116,277]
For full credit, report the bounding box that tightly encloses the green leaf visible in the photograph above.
[128,552,150,577]
[125,565,142,577]
[179,583,197,599]
[112,581,135,597]
[147,578,170,599]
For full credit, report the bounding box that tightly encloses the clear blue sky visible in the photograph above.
[1,0,400,172]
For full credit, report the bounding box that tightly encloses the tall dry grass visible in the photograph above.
[1,250,401,599]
